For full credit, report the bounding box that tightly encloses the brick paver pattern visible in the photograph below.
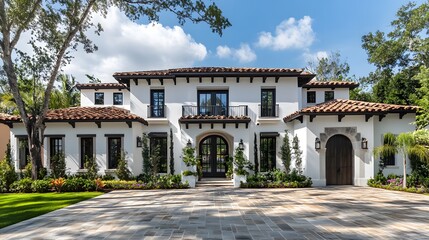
[1,186,429,239]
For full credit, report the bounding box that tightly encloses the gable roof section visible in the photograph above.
[75,83,128,90]
[0,106,148,126]
[284,99,418,123]
[113,67,315,84]
[302,80,359,89]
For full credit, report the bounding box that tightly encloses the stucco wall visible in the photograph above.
[0,124,10,160]
[80,88,130,110]
[301,88,349,108]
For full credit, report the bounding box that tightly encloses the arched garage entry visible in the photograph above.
[326,134,353,185]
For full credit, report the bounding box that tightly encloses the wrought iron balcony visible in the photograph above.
[258,104,279,117]
[147,105,166,118]
[182,105,248,117]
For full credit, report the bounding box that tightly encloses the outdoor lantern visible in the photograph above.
[239,139,245,150]
[315,137,321,150]
[361,138,368,149]
[187,139,192,148]
[136,136,142,148]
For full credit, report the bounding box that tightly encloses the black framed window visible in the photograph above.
[261,89,276,117]
[198,90,228,116]
[80,137,94,169]
[108,137,122,169]
[307,91,316,103]
[260,136,276,172]
[150,89,165,117]
[113,92,123,105]
[50,138,63,158]
[150,136,168,173]
[18,138,29,169]
[381,136,395,166]
[95,92,104,105]
[325,91,334,102]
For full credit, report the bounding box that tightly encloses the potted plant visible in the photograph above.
[181,145,198,188]
[233,146,250,188]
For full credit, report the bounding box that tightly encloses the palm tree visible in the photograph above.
[50,74,79,109]
[373,133,398,171]
[396,132,429,188]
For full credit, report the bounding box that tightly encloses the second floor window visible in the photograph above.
[95,92,104,105]
[307,91,316,103]
[261,89,276,117]
[113,93,123,105]
[198,90,228,116]
[150,89,165,117]
[325,91,334,102]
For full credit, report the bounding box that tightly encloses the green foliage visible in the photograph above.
[116,153,132,181]
[233,147,250,176]
[50,153,66,179]
[62,177,96,192]
[101,174,115,181]
[142,133,150,175]
[307,51,350,81]
[280,130,292,173]
[31,179,51,193]
[182,170,197,177]
[243,169,312,188]
[373,132,398,170]
[150,145,161,176]
[169,128,175,174]
[0,157,18,192]
[23,162,32,179]
[182,146,198,167]
[49,74,80,109]
[292,135,303,174]
[416,66,429,128]
[10,178,33,193]
[84,156,99,180]
[103,174,188,190]
[225,156,233,179]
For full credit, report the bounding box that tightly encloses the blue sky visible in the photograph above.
[60,0,426,82]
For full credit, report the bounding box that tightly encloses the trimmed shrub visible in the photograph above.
[0,159,18,192]
[31,179,51,193]
[23,162,32,179]
[84,156,99,180]
[50,153,66,179]
[116,154,131,180]
[10,178,33,193]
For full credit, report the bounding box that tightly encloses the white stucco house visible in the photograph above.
[0,67,419,186]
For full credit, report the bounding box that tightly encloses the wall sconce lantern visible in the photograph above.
[239,139,244,150]
[315,137,321,150]
[361,138,368,149]
[136,136,142,148]
[186,139,192,148]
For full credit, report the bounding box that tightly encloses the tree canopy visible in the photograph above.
[0,0,231,179]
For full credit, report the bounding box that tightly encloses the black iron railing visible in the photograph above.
[258,104,279,117]
[182,105,248,117]
[147,105,166,118]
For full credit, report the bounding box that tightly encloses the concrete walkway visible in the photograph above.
[1,186,429,239]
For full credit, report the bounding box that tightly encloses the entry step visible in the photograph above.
[196,178,233,187]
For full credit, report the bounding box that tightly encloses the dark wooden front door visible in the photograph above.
[326,135,353,185]
[199,135,228,177]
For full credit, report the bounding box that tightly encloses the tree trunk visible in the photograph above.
[27,120,44,180]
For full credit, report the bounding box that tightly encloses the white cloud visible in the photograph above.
[216,43,256,63]
[303,50,328,62]
[257,16,314,50]
[60,7,207,82]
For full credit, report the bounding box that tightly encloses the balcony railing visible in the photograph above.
[258,104,279,117]
[182,105,248,117]
[147,105,166,118]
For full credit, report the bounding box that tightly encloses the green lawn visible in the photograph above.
[0,192,103,229]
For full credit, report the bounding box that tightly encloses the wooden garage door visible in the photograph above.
[326,135,353,185]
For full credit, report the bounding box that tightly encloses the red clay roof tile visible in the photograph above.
[284,99,418,122]
[302,80,359,89]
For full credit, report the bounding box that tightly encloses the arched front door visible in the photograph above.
[326,134,353,185]
[199,135,228,177]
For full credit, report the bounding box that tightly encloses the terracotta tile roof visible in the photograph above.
[302,80,359,89]
[113,67,313,78]
[284,99,418,122]
[76,83,128,90]
[0,107,148,125]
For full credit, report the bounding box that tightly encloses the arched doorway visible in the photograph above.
[199,135,229,178]
[326,134,353,185]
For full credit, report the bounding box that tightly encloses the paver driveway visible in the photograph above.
[1,186,429,240]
